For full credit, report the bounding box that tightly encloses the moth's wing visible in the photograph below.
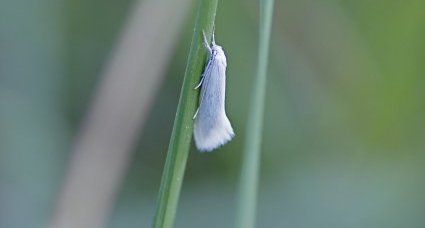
[194,59,234,152]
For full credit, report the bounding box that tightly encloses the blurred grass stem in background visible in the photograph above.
[48,1,191,228]
[235,1,275,228]
[152,0,218,227]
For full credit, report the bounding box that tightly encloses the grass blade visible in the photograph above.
[152,0,219,227]
[235,1,275,228]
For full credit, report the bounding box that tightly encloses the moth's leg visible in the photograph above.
[193,108,199,119]
[194,76,204,89]
[196,30,211,90]
[202,30,212,54]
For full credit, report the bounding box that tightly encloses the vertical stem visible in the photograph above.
[152,0,218,228]
[235,1,275,228]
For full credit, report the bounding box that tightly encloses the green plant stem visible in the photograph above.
[235,1,275,228]
[152,0,218,228]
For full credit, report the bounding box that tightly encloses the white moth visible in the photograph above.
[193,31,234,152]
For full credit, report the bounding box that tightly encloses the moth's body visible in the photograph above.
[193,31,234,152]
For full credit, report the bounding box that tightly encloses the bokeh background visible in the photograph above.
[1,0,425,227]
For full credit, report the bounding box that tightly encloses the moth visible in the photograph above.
[193,30,234,152]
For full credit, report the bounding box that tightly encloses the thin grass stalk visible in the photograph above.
[235,1,275,228]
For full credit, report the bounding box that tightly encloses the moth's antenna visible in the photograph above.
[212,24,216,45]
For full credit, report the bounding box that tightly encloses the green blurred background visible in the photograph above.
[1,0,425,227]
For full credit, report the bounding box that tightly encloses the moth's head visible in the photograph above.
[211,44,227,64]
